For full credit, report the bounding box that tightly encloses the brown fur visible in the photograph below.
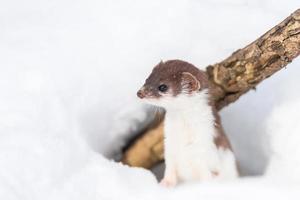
[138,60,232,150]
[138,60,208,99]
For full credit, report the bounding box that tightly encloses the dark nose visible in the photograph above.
[137,89,145,99]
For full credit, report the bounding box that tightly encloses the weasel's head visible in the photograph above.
[137,60,209,107]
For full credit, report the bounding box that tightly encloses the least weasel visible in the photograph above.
[137,60,238,186]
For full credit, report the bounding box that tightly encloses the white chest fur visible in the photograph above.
[162,92,238,183]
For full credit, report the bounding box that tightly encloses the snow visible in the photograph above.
[0,0,300,199]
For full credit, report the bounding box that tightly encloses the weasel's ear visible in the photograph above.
[181,72,201,92]
[154,60,164,69]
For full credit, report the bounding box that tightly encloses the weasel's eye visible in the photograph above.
[158,84,168,92]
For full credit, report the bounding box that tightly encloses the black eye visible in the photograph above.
[158,84,168,92]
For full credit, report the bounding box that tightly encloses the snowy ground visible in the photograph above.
[1,0,300,199]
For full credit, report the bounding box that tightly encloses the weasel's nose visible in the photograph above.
[137,89,146,99]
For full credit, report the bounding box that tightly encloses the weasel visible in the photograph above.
[137,60,239,187]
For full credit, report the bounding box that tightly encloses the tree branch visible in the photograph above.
[122,9,300,169]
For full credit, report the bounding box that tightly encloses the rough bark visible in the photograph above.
[122,9,300,169]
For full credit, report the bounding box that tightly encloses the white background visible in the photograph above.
[0,0,300,199]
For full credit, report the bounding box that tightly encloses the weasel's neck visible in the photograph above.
[165,91,213,116]
[164,91,216,138]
